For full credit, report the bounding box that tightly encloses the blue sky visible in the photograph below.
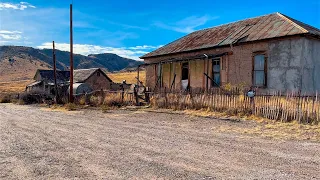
[0,0,319,60]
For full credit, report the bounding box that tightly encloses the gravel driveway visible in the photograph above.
[0,104,319,179]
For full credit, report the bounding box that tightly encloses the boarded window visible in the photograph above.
[253,54,267,87]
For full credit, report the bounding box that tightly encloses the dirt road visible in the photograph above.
[0,104,319,179]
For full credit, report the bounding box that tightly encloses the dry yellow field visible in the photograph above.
[0,71,146,95]
[0,80,32,94]
[107,71,146,84]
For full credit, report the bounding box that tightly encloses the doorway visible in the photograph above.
[181,62,189,90]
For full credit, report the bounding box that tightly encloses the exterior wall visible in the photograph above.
[144,36,320,93]
[268,37,320,93]
[311,38,320,92]
[34,72,41,81]
[145,65,156,89]
[144,39,270,90]
[227,42,268,86]
[84,70,112,91]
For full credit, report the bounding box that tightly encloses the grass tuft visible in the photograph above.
[64,103,78,111]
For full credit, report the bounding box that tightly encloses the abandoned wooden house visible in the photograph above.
[26,69,70,93]
[26,68,113,94]
[140,13,320,93]
[73,68,112,91]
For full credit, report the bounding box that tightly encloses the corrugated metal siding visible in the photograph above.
[142,13,320,58]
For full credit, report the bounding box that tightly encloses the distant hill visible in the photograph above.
[0,45,143,81]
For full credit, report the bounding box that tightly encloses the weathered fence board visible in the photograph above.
[151,88,320,124]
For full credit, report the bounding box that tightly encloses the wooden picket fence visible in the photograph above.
[73,90,137,106]
[151,89,320,124]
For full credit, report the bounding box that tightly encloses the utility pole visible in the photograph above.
[69,4,74,103]
[137,65,140,86]
[52,41,58,103]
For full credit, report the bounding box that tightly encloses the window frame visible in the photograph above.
[252,51,268,88]
[212,58,221,87]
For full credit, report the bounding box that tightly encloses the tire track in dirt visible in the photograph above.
[0,104,319,179]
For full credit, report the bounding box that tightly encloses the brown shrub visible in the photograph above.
[79,96,86,105]
[19,89,51,104]
[89,95,104,106]
[0,94,12,103]
[103,93,124,107]
[64,103,77,111]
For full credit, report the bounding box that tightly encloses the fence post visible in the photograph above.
[85,92,89,105]
[247,88,255,115]
[297,90,302,123]
[134,84,139,106]
[164,87,168,107]
[145,87,150,104]
[121,84,124,103]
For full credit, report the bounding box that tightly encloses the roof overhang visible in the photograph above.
[139,52,230,67]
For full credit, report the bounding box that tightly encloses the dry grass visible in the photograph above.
[180,109,320,141]
[216,120,320,141]
[0,80,32,94]
[107,71,146,84]
[0,56,50,82]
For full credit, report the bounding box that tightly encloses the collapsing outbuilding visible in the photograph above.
[73,68,113,91]
[140,13,320,93]
[26,69,70,94]
[26,68,113,95]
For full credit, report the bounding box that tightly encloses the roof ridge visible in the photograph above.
[141,12,319,59]
[276,12,308,33]
[74,68,99,71]
[141,13,277,58]
[196,12,277,33]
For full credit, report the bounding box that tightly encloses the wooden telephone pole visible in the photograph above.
[52,41,58,103]
[69,4,74,103]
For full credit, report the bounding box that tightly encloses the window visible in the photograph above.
[212,59,220,87]
[253,54,267,87]
[97,71,101,77]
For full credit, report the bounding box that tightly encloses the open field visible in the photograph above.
[0,104,319,179]
[0,71,145,95]
[0,80,32,94]
[107,71,145,84]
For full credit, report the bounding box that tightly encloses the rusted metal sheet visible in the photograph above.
[142,13,320,58]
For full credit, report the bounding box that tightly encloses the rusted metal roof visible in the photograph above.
[74,68,112,83]
[36,69,70,82]
[141,13,320,58]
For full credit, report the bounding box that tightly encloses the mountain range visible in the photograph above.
[0,46,143,81]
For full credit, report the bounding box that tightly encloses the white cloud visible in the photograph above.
[37,43,161,60]
[154,15,219,33]
[0,30,22,40]
[0,2,36,10]
[128,45,163,50]
[0,40,10,45]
